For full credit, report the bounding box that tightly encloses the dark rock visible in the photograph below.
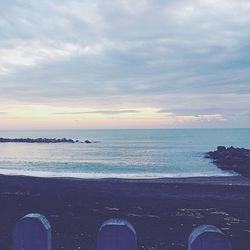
[217,146,226,151]
[0,138,80,144]
[0,137,100,144]
[206,146,250,177]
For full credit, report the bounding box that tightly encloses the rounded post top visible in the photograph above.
[189,225,224,245]
[188,225,232,250]
[17,213,51,230]
[99,218,136,235]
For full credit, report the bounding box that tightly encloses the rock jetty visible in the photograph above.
[206,146,250,177]
[0,138,95,144]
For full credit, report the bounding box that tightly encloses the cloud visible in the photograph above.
[172,114,225,123]
[52,109,140,115]
[158,106,250,117]
[0,0,250,127]
[0,41,102,74]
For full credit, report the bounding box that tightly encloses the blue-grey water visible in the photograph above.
[0,129,249,179]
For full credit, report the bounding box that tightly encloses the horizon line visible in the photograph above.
[0,127,249,131]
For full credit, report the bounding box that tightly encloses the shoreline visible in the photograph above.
[0,169,239,181]
[1,173,249,185]
[0,174,250,249]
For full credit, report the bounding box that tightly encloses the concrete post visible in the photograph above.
[13,213,51,250]
[97,218,137,250]
[188,225,232,250]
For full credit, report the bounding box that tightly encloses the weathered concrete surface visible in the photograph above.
[13,213,51,250]
[188,225,232,250]
[97,219,137,250]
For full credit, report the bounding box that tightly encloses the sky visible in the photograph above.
[0,0,250,129]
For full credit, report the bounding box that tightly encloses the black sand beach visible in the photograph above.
[0,175,250,250]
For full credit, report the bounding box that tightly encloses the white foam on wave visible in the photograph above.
[0,168,237,179]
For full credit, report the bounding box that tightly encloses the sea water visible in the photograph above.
[0,129,249,178]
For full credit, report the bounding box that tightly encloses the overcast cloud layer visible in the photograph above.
[0,0,250,128]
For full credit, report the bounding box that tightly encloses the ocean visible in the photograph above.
[0,129,249,179]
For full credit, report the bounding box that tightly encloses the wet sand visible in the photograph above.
[0,174,250,250]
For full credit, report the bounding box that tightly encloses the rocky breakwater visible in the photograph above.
[0,138,96,144]
[206,146,250,177]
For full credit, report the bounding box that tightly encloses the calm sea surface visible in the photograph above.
[0,129,249,178]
